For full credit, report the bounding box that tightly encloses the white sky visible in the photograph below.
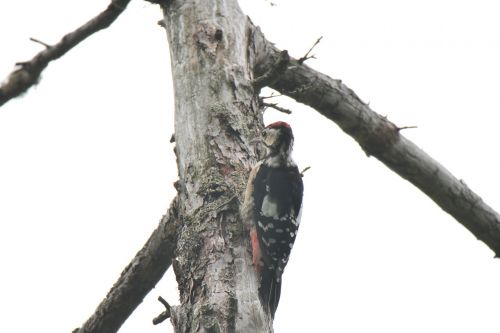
[1,1,500,332]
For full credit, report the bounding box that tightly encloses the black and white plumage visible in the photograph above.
[242,121,303,318]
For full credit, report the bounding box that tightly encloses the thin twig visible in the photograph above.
[300,166,311,177]
[261,92,283,100]
[29,37,51,49]
[397,125,418,131]
[153,296,172,325]
[0,0,132,108]
[297,36,323,64]
[262,102,292,114]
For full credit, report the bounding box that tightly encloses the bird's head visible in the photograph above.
[262,121,294,156]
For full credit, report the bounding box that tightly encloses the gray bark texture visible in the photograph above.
[162,0,271,332]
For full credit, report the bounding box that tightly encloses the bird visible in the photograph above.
[242,121,304,318]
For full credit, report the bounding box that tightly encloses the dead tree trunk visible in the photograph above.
[3,0,500,332]
[162,0,271,331]
[78,1,500,331]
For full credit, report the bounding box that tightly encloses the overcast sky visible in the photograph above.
[1,1,500,332]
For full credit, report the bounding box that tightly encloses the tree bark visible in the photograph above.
[161,1,271,331]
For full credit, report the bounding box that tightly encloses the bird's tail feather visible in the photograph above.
[259,267,282,318]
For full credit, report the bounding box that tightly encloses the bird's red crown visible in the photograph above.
[266,121,291,129]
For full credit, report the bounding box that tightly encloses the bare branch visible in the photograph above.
[297,36,322,64]
[300,166,311,177]
[0,0,132,108]
[29,37,51,49]
[261,92,283,100]
[75,197,181,333]
[262,102,292,114]
[253,29,500,257]
[397,125,418,131]
[153,296,172,325]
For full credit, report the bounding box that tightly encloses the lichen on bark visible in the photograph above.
[161,0,271,331]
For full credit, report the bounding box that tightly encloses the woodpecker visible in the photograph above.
[242,121,304,318]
